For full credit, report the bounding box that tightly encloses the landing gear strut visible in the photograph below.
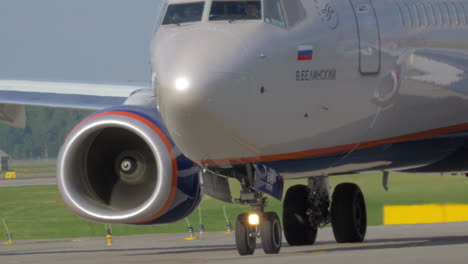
[234,165,282,255]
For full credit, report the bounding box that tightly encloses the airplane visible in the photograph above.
[1,0,468,256]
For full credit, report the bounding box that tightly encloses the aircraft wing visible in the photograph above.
[0,79,153,128]
[0,79,151,110]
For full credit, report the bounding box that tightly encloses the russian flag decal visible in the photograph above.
[297,45,313,61]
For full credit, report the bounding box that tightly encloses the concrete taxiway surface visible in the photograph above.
[1,222,467,264]
[0,173,56,187]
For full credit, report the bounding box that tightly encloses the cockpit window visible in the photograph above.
[283,0,306,27]
[264,0,306,28]
[209,0,262,21]
[162,2,205,25]
[264,0,286,27]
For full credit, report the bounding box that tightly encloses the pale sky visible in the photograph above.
[0,0,165,84]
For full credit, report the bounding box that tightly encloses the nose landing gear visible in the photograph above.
[234,190,283,255]
[233,165,282,255]
[235,213,257,255]
[235,211,282,255]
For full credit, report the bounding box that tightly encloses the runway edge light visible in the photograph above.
[184,218,198,240]
[225,221,233,234]
[3,233,14,246]
[2,219,14,246]
[222,205,233,234]
[105,225,113,246]
[185,226,198,241]
[198,207,205,238]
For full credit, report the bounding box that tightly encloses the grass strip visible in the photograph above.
[0,173,467,240]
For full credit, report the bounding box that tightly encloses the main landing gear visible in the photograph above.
[331,183,367,242]
[233,165,367,256]
[282,176,367,246]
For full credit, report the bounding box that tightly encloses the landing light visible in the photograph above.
[248,213,260,226]
[175,77,189,91]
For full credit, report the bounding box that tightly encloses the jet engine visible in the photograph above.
[57,106,202,225]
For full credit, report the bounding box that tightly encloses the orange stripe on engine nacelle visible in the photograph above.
[66,110,178,225]
[199,122,468,166]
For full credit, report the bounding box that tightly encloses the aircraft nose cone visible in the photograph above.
[153,28,255,162]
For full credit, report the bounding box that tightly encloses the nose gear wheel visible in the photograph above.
[235,213,257,255]
[260,212,282,254]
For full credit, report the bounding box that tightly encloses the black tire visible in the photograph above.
[261,212,282,254]
[235,213,256,255]
[331,183,367,243]
[283,185,318,246]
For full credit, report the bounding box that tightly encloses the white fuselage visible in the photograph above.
[151,0,468,176]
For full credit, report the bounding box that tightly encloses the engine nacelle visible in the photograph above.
[57,106,202,225]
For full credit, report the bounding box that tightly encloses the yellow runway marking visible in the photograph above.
[384,204,468,225]
[311,251,328,254]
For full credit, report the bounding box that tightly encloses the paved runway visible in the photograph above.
[1,222,467,264]
[0,173,56,187]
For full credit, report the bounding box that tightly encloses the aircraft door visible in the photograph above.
[350,0,380,74]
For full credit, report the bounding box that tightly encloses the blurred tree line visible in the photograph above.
[0,107,92,159]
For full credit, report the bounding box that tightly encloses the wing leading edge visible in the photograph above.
[0,80,152,110]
